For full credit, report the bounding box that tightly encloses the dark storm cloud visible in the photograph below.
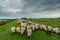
[0,0,60,18]
[0,0,60,13]
[20,0,60,13]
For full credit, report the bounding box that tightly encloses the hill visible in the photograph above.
[0,18,60,40]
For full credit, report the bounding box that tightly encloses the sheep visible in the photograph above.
[27,28,32,37]
[16,20,22,24]
[39,24,43,30]
[20,20,30,35]
[21,22,28,28]
[52,27,60,34]
[31,24,36,31]
[16,27,21,33]
[27,25,32,37]
[57,31,60,35]
[34,24,40,30]
[45,26,52,35]
[20,26,26,35]
[16,19,25,24]
[48,26,52,31]
[41,24,47,31]
[27,25,31,30]
[20,20,29,28]
[28,23,35,31]
[11,27,16,33]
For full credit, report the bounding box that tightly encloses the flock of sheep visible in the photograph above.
[11,19,60,37]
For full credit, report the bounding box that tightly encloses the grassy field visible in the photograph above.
[0,18,60,40]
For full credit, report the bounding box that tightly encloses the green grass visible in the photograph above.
[0,18,60,40]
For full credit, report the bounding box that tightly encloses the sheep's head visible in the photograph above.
[17,19,24,24]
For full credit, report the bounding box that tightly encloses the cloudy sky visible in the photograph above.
[0,0,60,19]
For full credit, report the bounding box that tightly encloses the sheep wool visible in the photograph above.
[52,27,59,33]
[35,24,40,30]
[39,25,43,29]
[21,22,28,28]
[31,24,35,31]
[16,27,21,33]
[48,26,52,31]
[42,24,47,31]
[27,26,32,37]
[11,27,16,33]
[27,29,32,37]
[20,26,26,35]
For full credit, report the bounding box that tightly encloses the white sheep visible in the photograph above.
[52,27,59,34]
[11,27,16,33]
[35,24,40,30]
[20,26,26,35]
[27,25,31,30]
[31,24,36,31]
[16,27,21,33]
[41,24,47,31]
[16,20,21,24]
[39,24,43,30]
[27,25,32,37]
[21,21,28,28]
[48,26,52,31]
[17,19,25,24]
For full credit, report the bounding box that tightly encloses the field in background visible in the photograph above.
[0,18,60,40]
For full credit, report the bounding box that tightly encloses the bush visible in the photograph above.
[21,17,28,20]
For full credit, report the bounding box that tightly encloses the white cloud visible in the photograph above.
[6,0,9,1]
[0,7,22,13]
[48,13,60,18]
[0,17,21,19]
